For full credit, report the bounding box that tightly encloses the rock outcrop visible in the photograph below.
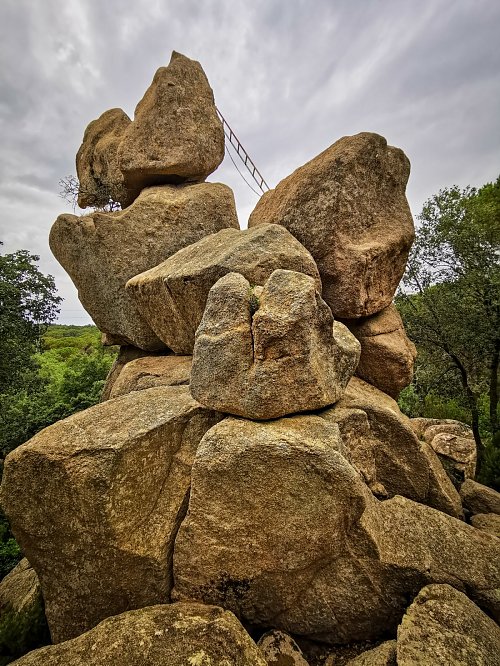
[118,52,225,193]
[50,183,238,350]
[345,641,397,666]
[10,603,267,666]
[5,52,498,664]
[470,513,500,538]
[248,132,414,318]
[190,270,360,419]
[76,108,132,209]
[173,417,499,643]
[0,386,222,642]
[460,478,500,515]
[396,584,500,665]
[343,304,416,398]
[323,377,463,516]
[127,224,321,354]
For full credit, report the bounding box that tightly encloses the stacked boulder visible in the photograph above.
[1,52,499,666]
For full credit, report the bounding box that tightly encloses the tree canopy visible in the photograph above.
[397,176,500,477]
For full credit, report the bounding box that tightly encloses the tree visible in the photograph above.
[0,246,62,393]
[58,175,121,212]
[397,177,500,472]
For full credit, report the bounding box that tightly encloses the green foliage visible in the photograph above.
[397,176,500,472]
[0,246,61,394]
[0,596,50,665]
[0,514,21,581]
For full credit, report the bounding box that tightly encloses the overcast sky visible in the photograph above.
[1,0,499,324]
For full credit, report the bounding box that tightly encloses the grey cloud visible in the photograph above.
[0,0,498,324]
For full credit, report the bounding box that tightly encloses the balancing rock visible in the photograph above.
[248,132,414,318]
[76,108,132,209]
[50,182,238,350]
[118,51,225,193]
[126,224,321,354]
[0,386,223,642]
[190,270,360,419]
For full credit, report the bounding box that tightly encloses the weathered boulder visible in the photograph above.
[342,305,416,398]
[397,584,500,666]
[100,345,157,401]
[190,271,360,419]
[173,417,499,643]
[345,641,397,666]
[76,108,132,209]
[105,354,192,399]
[0,559,49,660]
[460,479,500,515]
[10,603,267,666]
[50,182,239,350]
[470,513,500,538]
[409,418,476,484]
[257,630,310,666]
[248,133,414,318]
[0,559,40,615]
[321,377,463,517]
[118,51,225,193]
[127,224,321,354]
[0,386,223,643]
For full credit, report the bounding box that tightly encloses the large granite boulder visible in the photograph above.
[104,354,192,400]
[342,305,416,398]
[100,346,157,401]
[460,479,500,515]
[10,603,267,666]
[322,377,463,517]
[470,513,500,538]
[248,133,414,319]
[190,271,360,419]
[397,584,500,665]
[0,386,223,643]
[173,416,500,643]
[50,182,239,350]
[118,52,225,193]
[76,108,132,209]
[127,224,321,354]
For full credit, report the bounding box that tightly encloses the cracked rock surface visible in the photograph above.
[127,224,321,354]
[172,416,500,643]
[190,270,360,419]
[248,132,414,319]
[10,602,267,666]
[0,386,223,643]
[50,182,238,351]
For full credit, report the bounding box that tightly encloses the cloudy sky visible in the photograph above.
[1,0,499,324]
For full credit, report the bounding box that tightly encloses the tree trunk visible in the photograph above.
[450,352,483,474]
[490,339,500,443]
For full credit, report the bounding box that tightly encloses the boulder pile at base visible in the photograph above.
[1,51,499,666]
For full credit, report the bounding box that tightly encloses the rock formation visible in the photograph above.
[126,224,321,353]
[50,183,238,350]
[1,52,498,664]
[76,108,132,209]
[248,132,415,319]
[190,270,360,419]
